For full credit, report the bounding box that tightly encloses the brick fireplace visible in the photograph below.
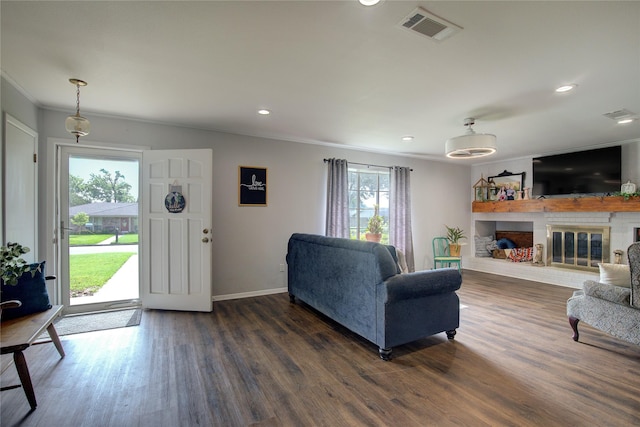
[546,225,610,271]
[468,210,639,288]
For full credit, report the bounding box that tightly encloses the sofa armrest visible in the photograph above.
[382,269,462,303]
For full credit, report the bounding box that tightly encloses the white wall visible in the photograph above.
[39,108,471,299]
[1,76,40,251]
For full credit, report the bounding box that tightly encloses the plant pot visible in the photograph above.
[449,244,461,257]
[365,233,382,243]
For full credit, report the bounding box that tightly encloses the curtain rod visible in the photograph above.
[323,159,412,171]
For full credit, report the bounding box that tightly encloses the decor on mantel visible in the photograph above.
[621,180,636,195]
[487,170,525,201]
[445,118,497,159]
[618,180,639,200]
[473,175,491,202]
[65,78,90,143]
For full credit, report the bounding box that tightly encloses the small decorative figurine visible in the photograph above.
[613,249,623,264]
[532,243,545,266]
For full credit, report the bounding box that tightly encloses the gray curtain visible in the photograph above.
[390,166,415,272]
[325,158,350,238]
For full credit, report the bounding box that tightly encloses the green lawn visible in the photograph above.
[70,252,134,295]
[69,233,138,246]
[69,234,113,246]
[112,234,138,244]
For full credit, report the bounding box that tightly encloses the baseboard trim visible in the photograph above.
[213,287,288,302]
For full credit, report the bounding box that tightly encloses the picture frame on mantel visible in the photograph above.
[488,170,525,201]
[238,166,268,206]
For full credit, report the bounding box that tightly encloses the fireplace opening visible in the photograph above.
[546,225,610,271]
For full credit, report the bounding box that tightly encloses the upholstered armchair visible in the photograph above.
[566,242,640,345]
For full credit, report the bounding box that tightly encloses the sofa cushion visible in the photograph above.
[583,280,631,305]
[598,263,631,287]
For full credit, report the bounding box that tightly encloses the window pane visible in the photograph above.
[379,173,389,190]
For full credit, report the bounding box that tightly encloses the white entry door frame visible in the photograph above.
[140,149,213,312]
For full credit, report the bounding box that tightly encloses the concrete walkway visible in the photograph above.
[70,239,139,306]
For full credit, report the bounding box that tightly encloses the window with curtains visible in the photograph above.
[348,167,390,243]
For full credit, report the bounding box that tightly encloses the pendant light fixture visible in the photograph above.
[445,118,496,159]
[65,78,90,143]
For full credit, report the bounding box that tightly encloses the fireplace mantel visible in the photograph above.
[472,196,640,213]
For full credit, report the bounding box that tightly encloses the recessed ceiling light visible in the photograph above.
[618,118,634,124]
[359,0,380,6]
[555,84,577,93]
[257,109,271,115]
[401,136,414,141]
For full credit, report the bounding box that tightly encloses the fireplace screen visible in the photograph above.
[547,225,610,271]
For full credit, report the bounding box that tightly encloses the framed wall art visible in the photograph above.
[488,170,525,201]
[239,166,268,206]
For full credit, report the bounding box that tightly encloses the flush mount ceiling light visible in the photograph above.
[257,109,271,115]
[401,135,414,141]
[65,78,90,143]
[445,118,497,159]
[359,0,381,6]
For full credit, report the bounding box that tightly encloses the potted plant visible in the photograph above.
[445,225,466,257]
[1,242,33,286]
[365,205,385,243]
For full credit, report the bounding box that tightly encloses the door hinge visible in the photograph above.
[33,153,37,163]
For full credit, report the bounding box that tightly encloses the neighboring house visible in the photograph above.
[69,202,138,234]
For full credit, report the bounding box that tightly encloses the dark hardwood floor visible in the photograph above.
[1,270,639,426]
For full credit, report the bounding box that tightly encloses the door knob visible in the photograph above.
[202,237,209,243]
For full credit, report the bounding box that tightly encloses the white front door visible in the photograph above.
[140,149,212,311]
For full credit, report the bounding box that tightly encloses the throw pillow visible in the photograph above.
[474,235,494,257]
[496,238,517,249]
[507,247,534,262]
[1,261,52,320]
[598,263,631,287]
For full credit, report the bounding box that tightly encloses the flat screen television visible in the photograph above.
[532,146,621,196]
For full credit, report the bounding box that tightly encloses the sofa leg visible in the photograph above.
[569,316,580,341]
[446,330,456,340]
[378,348,392,361]
[289,293,295,303]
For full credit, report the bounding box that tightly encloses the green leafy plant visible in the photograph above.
[366,205,385,234]
[613,191,640,201]
[1,242,33,286]
[445,225,466,245]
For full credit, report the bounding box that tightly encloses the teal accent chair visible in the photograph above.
[432,237,461,272]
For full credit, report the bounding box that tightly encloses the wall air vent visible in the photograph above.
[398,7,462,42]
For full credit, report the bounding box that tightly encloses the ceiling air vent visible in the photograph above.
[603,109,637,122]
[399,7,462,42]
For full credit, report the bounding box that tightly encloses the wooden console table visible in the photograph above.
[1,305,65,410]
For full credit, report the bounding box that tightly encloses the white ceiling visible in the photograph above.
[2,1,639,163]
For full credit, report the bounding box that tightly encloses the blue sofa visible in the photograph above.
[286,233,462,360]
